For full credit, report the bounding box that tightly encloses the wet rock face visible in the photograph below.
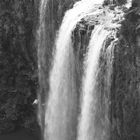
[72,20,94,62]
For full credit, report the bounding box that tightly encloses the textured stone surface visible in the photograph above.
[0,0,39,134]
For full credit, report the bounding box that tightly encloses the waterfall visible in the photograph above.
[77,25,112,140]
[37,0,133,140]
[38,0,48,131]
[44,1,104,140]
[76,4,125,139]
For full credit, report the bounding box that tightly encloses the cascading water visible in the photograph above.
[77,25,111,140]
[38,0,48,131]
[77,24,120,140]
[76,1,129,138]
[37,0,133,140]
[44,1,104,140]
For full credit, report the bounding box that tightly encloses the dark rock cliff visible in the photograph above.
[110,8,140,140]
[0,0,39,134]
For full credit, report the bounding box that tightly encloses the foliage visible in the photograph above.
[0,0,39,134]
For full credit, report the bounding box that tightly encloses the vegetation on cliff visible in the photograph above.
[0,0,39,134]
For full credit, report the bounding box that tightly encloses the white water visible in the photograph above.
[77,26,111,140]
[39,0,48,25]
[36,0,133,140]
[126,0,132,8]
[44,0,104,140]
